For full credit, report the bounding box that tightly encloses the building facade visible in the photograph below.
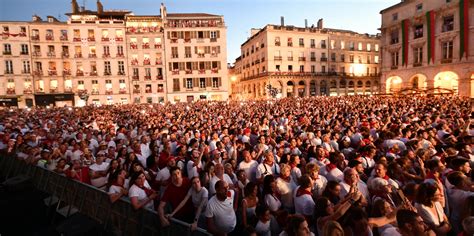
[232,19,381,100]
[0,1,228,107]
[380,0,474,97]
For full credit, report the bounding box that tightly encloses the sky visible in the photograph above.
[0,0,400,63]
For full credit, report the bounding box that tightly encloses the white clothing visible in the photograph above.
[256,162,280,180]
[416,202,445,227]
[238,160,258,182]
[312,175,328,197]
[294,186,315,216]
[339,180,370,202]
[276,177,297,210]
[89,162,109,188]
[209,174,233,196]
[128,183,154,209]
[205,190,236,234]
[189,187,209,208]
[187,160,202,178]
[264,194,282,212]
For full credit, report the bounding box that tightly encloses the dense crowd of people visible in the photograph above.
[1,95,474,236]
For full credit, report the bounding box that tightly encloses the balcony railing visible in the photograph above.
[63,69,71,75]
[130,43,138,49]
[131,59,139,66]
[118,71,125,76]
[23,89,33,94]
[21,70,30,74]
[157,88,164,93]
[132,75,139,80]
[211,68,218,73]
[88,54,97,58]
[199,69,206,74]
[76,71,84,76]
[413,62,422,67]
[105,90,113,95]
[287,57,293,61]
[20,51,29,55]
[6,88,16,94]
[33,52,41,57]
[115,37,123,42]
[103,71,111,76]
[90,71,98,76]
[88,37,95,42]
[116,53,124,58]
[320,57,328,62]
[102,53,110,58]
[144,75,151,80]
[156,75,163,80]
[119,89,127,94]
[154,44,162,49]
[33,70,43,76]
[4,70,13,74]
[310,57,316,62]
[298,57,306,61]
[184,38,191,43]
[62,52,69,58]
[45,35,54,41]
[3,51,12,55]
[73,37,81,42]
[391,65,398,70]
[274,56,282,60]
[172,70,179,75]
[275,42,281,46]
[48,70,57,76]
[142,43,150,49]
[155,60,162,65]
[47,52,55,57]
[64,87,72,93]
[60,35,68,41]
[91,90,99,95]
[31,35,39,41]
[50,88,58,93]
[143,59,151,65]
[74,53,82,58]
[101,37,109,42]
[185,69,192,74]
[133,89,140,94]
[441,58,452,64]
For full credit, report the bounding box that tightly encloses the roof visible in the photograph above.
[166,13,221,18]
[380,1,407,14]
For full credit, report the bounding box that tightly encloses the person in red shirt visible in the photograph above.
[158,166,192,226]
[66,159,91,184]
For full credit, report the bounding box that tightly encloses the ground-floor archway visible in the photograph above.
[434,71,458,94]
[386,76,402,94]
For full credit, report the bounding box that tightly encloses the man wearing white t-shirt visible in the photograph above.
[238,150,258,182]
[89,153,109,189]
[205,180,236,236]
[339,168,369,204]
[256,151,280,184]
[187,148,203,178]
[209,163,234,196]
[155,156,176,196]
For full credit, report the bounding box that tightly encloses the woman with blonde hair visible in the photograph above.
[322,220,344,236]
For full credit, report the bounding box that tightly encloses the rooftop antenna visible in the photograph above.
[82,0,86,11]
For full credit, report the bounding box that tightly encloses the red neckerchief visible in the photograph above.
[137,184,155,197]
[281,176,291,183]
[381,174,390,181]
[290,163,297,169]
[326,163,337,172]
[426,171,441,184]
[296,187,312,197]
[192,158,202,172]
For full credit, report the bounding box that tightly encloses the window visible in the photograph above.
[200,78,206,88]
[22,61,30,73]
[310,52,316,61]
[442,15,454,32]
[3,44,11,54]
[311,65,315,73]
[375,44,379,52]
[340,54,345,62]
[391,52,399,67]
[299,38,304,47]
[185,46,191,58]
[5,60,13,74]
[186,78,193,89]
[210,31,217,39]
[391,29,399,44]
[367,55,371,64]
[197,31,204,39]
[276,65,280,71]
[321,66,326,73]
[358,42,363,51]
[3,26,8,32]
[212,77,219,88]
[349,54,354,63]
[104,61,111,75]
[340,41,345,50]
[275,37,280,46]
[442,41,453,60]
[118,61,125,75]
[21,44,28,54]
[414,47,423,65]
[287,38,293,47]
[330,40,336,49]
[299,65,304,72]
[172,47,178,58]
[416,4,423,12]
[392,13,398,21]
[321,40,326,48]
[331,53,336,62]
[103,46,110,56]
[117,45,124,55]
[173,78,180,91]
[366,43,371,51]
[132,68,139,77]
[414,24,423,39]
[73,29,80,38]
[310,39,315,48]
[288,65,293,72]
[287,51,293,61]
[374,55,379,64]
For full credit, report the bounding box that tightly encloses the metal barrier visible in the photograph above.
[0,155,212,236]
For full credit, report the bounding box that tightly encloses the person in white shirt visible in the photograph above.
[447,171,474,234]
[155,156,175,196]
[276,164,297,212]
[306,163,327,199]
[294,175,315,221]
[238,150,258,182]
[187,148,203,178]
[140,136,151,160]
[209,163,234,196]
[128,171,158,210]
[89,153,109,189]
[205,180,236,235]
[339,168,369,204]
[256,151,280,184]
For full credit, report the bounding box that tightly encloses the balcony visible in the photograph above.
[21,70,30,74]
[102,53,110,58]
[299,44,304,47]
[33,52,41,57]
[116,53,124,58]
[172,54,179,58]
[4,70,13,74]
[118,71,125,76]
[413,62,422,67]
[62,52,69,58]
[287,57,293,61]
[64,87,72,93]
[274,56,282,61]
[155,60,162,65]
[390,38,399,45]
[119,89,127,94]
[198,69,206,74]
[101,37,109,42]
[185,69,192,74]
[20,51,29,55]
[46,35,54,41]
[131,59,139,66]
[60,35,68,41]
[130,43,138,50]
[142,43,150,49]
[91,90,99,95]
[154,44,162,49]
[310,57,316,62]
[310,44,316,48]
[132,74,139,80]
[184,38,191,43]
[73,37,81,42]
[48,70,57,76]
[105,90,113,95]
[298,57,306,61]
[31,35,39,41]
[185,54,192,58]
[320,57,328,62]
[36,88,45,93]
[143,59,151,65]
[211,68,218,73]
[115,37,123,42]
[287,42,293,47]
[23,88,33,94]
[19,32,26,37]
[74,53,82,58]
[133,89,140,94]
[76,71,84,76]
[6,88,15,94]
[90,71,98,76]
[197,54,204,58]
[50,88,58,93]
[210,53,218,58]
[275,42,281,46]
[171,39,178,43]
[3,51,12,56]
[63,69,71,75]
[88,37,95,42]
[47,52,55,57]
[157,88,164,93]
[88,54,97,58]
[33,70,43,76]
[172,70,179,75]
[103,71,111,76]
[391,65,398,70]
[156,75,163,80]
[321,44,327,49]
[210,38,217,42]
[144,75,151,80]
[441,58,452,64]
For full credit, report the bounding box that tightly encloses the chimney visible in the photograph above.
[97,0,104,14]
[305,19,308,28]
[317,18,323,29]
[281,16,284,26]
[71,0,79,14]
[160,3,167,19]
